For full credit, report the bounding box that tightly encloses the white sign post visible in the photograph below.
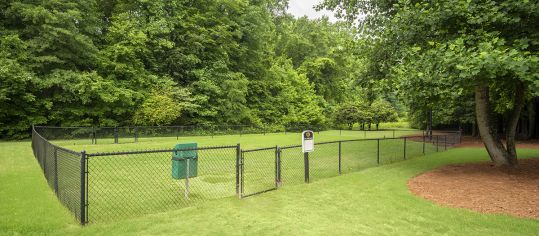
[302,130,314,153]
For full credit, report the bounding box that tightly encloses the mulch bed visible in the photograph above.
[408,158,539,219]
[455,136,539,149]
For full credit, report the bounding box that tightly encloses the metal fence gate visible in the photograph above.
[240,147,279,198]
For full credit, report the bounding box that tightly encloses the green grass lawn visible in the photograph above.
[2,134,538,235]
[63,130,430,223]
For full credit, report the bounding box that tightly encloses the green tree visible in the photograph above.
[321,0,539,167]
[371,98,398,130]
[334,103,360,129]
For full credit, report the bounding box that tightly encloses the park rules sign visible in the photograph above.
[302,130,314,153]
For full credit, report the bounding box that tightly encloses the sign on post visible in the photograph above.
[302,130,314,153]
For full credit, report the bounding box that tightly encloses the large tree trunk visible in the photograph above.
[505,82,526,164]
[475,83,525,167]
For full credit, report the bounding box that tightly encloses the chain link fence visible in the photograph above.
[31,127,85,223]
[31,126,461,225]
[33,125,424,145]
[86,145,239,222]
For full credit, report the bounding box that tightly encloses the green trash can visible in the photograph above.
[172,143,198,179]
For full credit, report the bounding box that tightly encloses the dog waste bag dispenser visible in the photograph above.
[172,143,198,179]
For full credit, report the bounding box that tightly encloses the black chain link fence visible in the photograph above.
[31,127,85,223]
[86,145,239,222]
[33,125,423,145]
[31,126,461,225]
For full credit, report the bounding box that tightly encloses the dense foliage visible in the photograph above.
[320,0,538,166]
[1,0,389,138]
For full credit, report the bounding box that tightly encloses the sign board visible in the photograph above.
[302,130,314,153]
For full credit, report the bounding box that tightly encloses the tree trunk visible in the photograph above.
[504,82,526,165]
[475,83,524,167]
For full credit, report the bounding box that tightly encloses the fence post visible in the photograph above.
[240,151,244,198]
[338,141,342,174]
[134,127,138,143]
[114,127,118,144]
[422,133,426,154]
[377,139,380,164]
[80,151,87,225]
[274,146,279,188]
[235,143,240,197]
[304,152,309,183]
[92,127,96,144]
[403,137,407,160]
[444,135,447,150]
[54,147,58,194]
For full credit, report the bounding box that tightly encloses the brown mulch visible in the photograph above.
[455,136,539,149]
[408,158,539,219]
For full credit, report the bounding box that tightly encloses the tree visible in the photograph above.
[1,0,368,138]
[133,86,195,126]
[321,0,539,167]
[371,98,397,130]
[334,103,361,129]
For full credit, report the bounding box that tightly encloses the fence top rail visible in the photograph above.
[241,146,277,153]
[280,144,302,150]
[86,145,238,157]
[32,127,82,156]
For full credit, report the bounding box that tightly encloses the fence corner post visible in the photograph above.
[403,137,407,160]
[80,150,87,225]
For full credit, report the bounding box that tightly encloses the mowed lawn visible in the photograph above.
[1,133,539,235]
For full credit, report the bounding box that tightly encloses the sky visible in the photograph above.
[287,0,338,22]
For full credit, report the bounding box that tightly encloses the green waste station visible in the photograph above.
[172,143,198,179]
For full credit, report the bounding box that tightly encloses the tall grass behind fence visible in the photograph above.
[31,126,461,225]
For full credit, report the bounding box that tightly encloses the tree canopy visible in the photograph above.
[0,0,375,138]
[320,0,539,166]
